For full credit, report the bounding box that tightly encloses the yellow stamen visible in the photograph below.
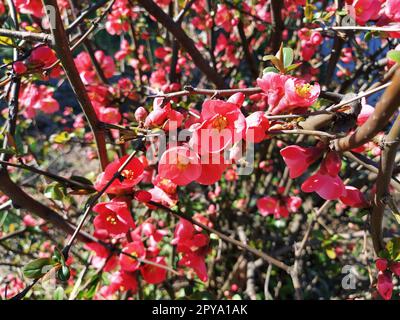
[295,83,312,98]
[212,115,228,131]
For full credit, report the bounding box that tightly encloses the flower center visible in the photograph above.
[176,156,189,171]
[295,83,312,98]
[106,213,118,225]
[212,115,228,131]
[121,169,136,180]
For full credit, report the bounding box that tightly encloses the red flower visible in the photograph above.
[257,195,302,219]
[120,241,146,272]
[85,242,118,272]
[377,271,393,300]
[94,155,144,194]
[93,199,135,236]
[102,271,138,297]
[189,98,246,155]
[178,251,208,282]
[195,153,227,186]
[140,257,168,284]
[158,146,202,186]
[172,219,209,282]
[390,262,400,276]
[280,145,323,179]
[376,258,388,272]
[245,111,270,143]
[15,0,43,18]
[339,186,368,208]
[301,151,345,200]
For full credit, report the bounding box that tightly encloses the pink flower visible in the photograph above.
[75,51,115,84]
[158,146,202,186]
[104,271,138,296]
[390,262,400,276]
[178,251,208,282]
[134,107,148,122]
[376,258,388,271]
[300,41,316,61]
[93,199,135,236]
[189,99,246,154]
[386,0,400,22]
[140,257,167,284]
[352,0,382,25]
[19,84,60,118]
[97,107,121,125]
[357,99,374,125]
[257,72,289,110]
[257,195,301,219]
[215,4,234,33]
[15,0,43,18]
[277,77,320,114]
[280,145,323,178]
[301,151,345,200]
[377,271,393,300]
[195,154,227,185]
[120,241,146,272]
[245,111,270,143]
[257,197,288,218]
[13,61,27,74]
[339,186,368,208]
[144,98,183,131]
[85,242,118,272]
[172,219,209,282]
[94,155,144,194]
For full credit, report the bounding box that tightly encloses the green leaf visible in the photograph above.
[282,47,294,68]
[23,258,53,279]
[50,131,71,144]
[0,148,16,156]
[54,286,64,300]
[44,183,65,201]
[57,265,70,282]
[69,175,94,187]
[386,238,400,261]
[286,63,302,73]
[263,67,279,74]
[326,247,337,260]
[364,31,372,42]
[388,50,400,64]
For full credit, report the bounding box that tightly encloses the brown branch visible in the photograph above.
[270,0,283,54]
[237,19,258,79]
[370,115,400,254]
[334,68,400,152]
[135,0,225,88]
[0,170,91,242]
[41,0,109,170]
[0,28,51,42]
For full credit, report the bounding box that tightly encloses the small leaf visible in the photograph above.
[23,258,53,279]
[50,132,71,144]
[263,67,279,74]
[44,183,65,201]
[54,286,64,300]
[286,62,302,73]
[282,47,294,68]
[388,50,400,64]
[0,36,14,46]
[57,265,70,282]
[326,247,337,260]
[0,148,17,156]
